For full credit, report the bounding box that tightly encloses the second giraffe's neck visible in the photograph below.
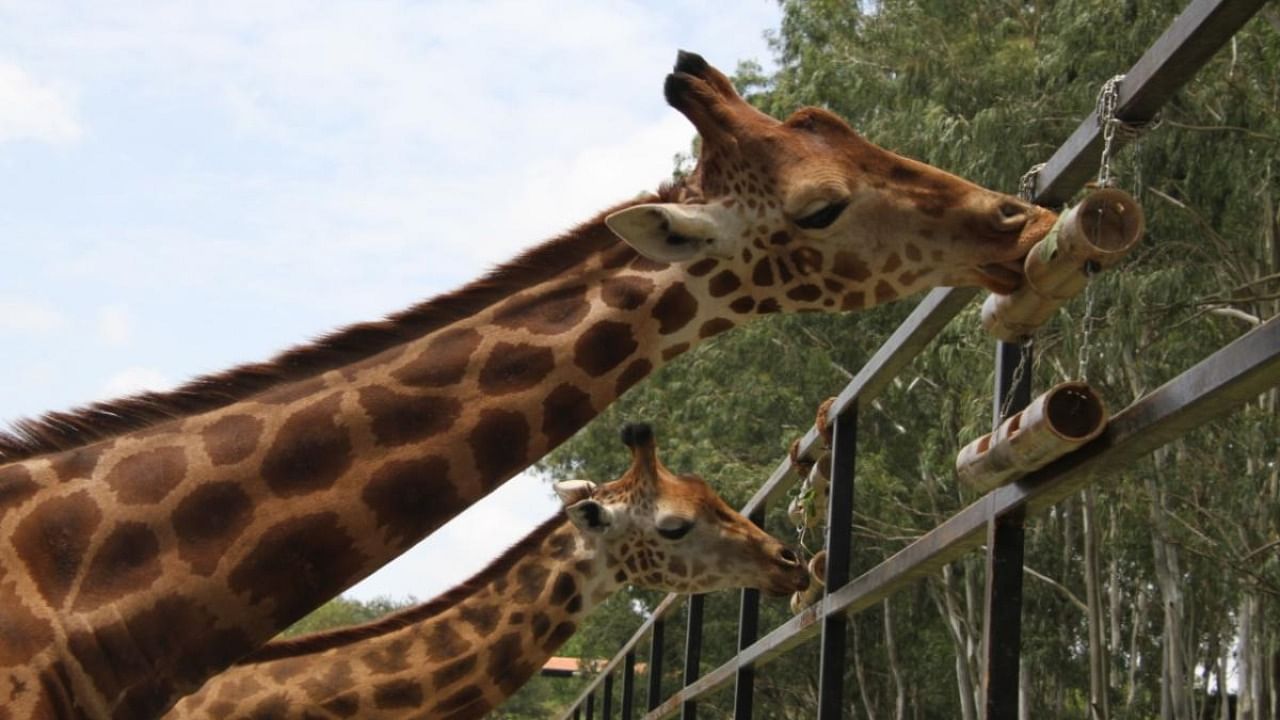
[0,192,734,717]
[165,515,613,719]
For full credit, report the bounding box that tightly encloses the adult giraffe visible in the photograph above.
[164,424,809,720]
[0,51,1054,719]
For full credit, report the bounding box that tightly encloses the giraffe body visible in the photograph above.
[0,52,1054,718]
[165,424,807,719]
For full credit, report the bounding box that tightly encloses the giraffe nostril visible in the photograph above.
[777,547,801,566]
[994,201,1029,232]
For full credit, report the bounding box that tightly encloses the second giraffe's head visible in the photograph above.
[608,51,1056,311]
[553,423,809,597]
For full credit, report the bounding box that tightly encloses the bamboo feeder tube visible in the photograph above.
[983,188,1145,342]
[789,550,828,614]
[956,382,1108,493]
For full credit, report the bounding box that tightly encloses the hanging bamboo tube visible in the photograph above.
[956,382,1108,493]
[790,550,828,614]
[983,188,1145,342]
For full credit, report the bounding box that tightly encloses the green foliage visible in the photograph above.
[546,1,1280,718]
[281,595,414,637]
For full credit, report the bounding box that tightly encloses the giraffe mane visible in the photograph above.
[240,511,571,663]
[0,183,686,464]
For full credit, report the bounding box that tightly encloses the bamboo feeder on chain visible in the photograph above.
[982,188,1145,342]
[789,550,828,614]
[956,382,1108,493]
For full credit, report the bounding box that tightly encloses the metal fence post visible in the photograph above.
[586,691,595,720]
[681,594,705,720]
[647,619,665,711]
[621,650,636,720]
[602,672,614,719]
[982,340,1032,720]
[817,407,857,720]
[732,508,766,719]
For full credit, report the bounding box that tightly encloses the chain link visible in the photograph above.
[1018,162,1047,202]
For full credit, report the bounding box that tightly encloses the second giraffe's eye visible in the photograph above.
[656,519,695,541]
[795,201,849,230]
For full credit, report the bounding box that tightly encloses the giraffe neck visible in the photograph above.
[164,515,612,720]
[0,194,738,718]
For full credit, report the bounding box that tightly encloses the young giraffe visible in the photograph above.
[0,51,1055,718]
[164,424,808,720]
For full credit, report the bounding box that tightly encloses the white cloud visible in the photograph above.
[96,304,133,347]
[0,297,65,333]
[100,366,173,399]
[0,62,81,144]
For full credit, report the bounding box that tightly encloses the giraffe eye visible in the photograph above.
[656,520,695,541]
[795,201,848,230]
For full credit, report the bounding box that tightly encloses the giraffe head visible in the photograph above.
[607,51,1057,313]
[554,423,808,596]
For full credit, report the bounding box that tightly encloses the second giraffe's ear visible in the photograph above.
[553,480,597,507]
[606,203,735,263]
[565,499,615,535]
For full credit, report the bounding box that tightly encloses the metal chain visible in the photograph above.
[1095,74,1163,188]
[1018,162,1047,202]
[998,338,1035,422]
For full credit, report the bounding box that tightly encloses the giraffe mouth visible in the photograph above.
[976,260,1026,295]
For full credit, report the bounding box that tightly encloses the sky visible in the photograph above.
[0,1,781,603]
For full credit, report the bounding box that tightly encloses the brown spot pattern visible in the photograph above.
[708,270,741,298]
[882,253,902,273]
[661,342,690,361]
[228,512,367,627]
[358,386,461,448]
[651,283,698,335]
[103,446,187,505]
[729,296,755,314]
[699,318,734,338]
[0,464,39,518]
[487,632,537,695]
[433,655,477,689]
[790,247,823,275]
[757,299,782,314]
[426,622,467,660]
[394,328,482,388]
[172,482,255,576]
[460,604,500,635]
[478,343,555,396]
[362,637,412,673]
[541,384,596,447]
[601,276,654,310]
[13,490,101,608]
[550,573,577,606]
[201,414,264,466]
[0,579,54,665]
[687,258,719,277]
[468,410,531,489]
[905,243,923,262]
[770,231,792,245]
[874,280,897,304]
[786,284,822,302]
[73,522,161,610]
[615,359,653,395]
[574,321,637,376]
[513,562,551,603]
[776,258,794,285]
[364,456,454,547]
[494,284,590,336]
[49,443,106,482]
[751,258,774,286]
[260,393,353,497]
[373,679,423,709]
[833,251,871,282]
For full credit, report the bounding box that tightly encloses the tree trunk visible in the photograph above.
[883,598,905,720]
[934,567,979,720]
[1083,487,1110,720]
[1148,447,1192,720]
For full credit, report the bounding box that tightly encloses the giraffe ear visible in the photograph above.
[606,203,733,263]
[553,480,597,507]
[565,499,615,535]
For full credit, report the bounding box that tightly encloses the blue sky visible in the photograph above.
[0,1,781,602]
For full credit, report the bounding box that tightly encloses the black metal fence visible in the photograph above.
[559,1,1277,717]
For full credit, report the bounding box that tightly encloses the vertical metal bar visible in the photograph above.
[732,508,766,719]
[602,672,615,719]
[647,619,665,711]
[681,594,705,720]
[586,691,596,720]
[817,407,857,720]
[574,707,581,720]
[983,340,1032,720]
[621,650,636,720]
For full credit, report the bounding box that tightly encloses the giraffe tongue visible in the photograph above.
[977,262,1025,294]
